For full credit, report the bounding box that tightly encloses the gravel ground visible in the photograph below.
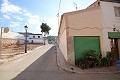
[0,44,43,64]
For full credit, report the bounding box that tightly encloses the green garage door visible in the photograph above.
[74,36,101,65]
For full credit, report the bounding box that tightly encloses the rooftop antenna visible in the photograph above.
[73,2,77,10]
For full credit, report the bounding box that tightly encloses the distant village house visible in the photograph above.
[19,32,44,44]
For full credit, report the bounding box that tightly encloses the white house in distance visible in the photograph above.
[0,28,25,44]
[0,28,44,44]
[19,32,44,44]
[28,33,44,44]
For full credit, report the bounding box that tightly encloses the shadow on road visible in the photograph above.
[12,46,61,80]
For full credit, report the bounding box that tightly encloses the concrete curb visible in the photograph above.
[56,46,120,74]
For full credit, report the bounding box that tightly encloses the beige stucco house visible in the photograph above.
[58,0,120,65]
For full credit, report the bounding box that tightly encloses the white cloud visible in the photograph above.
[27,15,40,26]
[3,0,8,3]
[10,22,21,28]
[16,17,23,21]
[0,0,41,31]
[3,14,10,19]
[1,0,22,14]
[44,17,58,36]
[0,18,3,20]
[23,10,32,17]
[23,9,41,27]
[25,14,41,34]
[13,16,23,21]
[23,10,41,26]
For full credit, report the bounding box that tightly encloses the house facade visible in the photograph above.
[1,29,25,44]
[19,32,44,44]
[28,34,44,44]
[58,0,120,65]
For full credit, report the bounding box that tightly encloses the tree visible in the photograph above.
[40,23,51,36]
[40,23,51,45]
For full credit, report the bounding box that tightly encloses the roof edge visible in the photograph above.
[63,6,100,16]
[100,0,120,3]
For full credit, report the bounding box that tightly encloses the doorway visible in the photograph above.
[110,39,119,59]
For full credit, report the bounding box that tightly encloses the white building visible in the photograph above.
[28,33,44,44]
[0,28,25,44]
[19,32,44,44]
[0,28,44,44]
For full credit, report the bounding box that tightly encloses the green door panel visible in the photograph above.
[74,36,100,65]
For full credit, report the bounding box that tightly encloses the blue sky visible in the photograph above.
[0,0,97,36]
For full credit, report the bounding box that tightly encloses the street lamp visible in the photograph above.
[24,25,28,53]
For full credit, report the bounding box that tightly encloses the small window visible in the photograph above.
[26,40,29,42]
[33,36,35,38]
[114,6,120,17]
[38,36,40,38]
[110,39,118,52]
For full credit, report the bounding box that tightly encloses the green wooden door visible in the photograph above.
[74,36,100,65]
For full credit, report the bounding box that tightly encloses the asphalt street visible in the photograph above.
[0,45,120,80]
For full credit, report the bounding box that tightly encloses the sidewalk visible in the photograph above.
[56,46,120,74]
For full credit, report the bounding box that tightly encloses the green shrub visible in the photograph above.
[78,49,102,69]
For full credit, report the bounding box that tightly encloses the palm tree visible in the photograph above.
[40,23,51,44]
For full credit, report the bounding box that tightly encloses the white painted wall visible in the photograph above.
[14,33,26,44]
[29,38,44,44]
[19,34,44,44]
[100,1,120,56]
[28,34,43,44]
[28,35,43,39]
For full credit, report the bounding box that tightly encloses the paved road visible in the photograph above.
[0,45,120,80]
